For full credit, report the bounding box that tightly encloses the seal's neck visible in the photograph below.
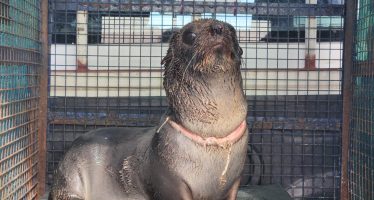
[168,70,247,137]
[168,118,247,147]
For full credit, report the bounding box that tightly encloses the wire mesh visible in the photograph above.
[0,0,42,199]
[47,0,344,199]
[349,0,374,199]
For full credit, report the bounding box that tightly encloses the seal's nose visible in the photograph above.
[212,24,223,35]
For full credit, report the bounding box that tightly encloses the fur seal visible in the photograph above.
[49,19,248,200]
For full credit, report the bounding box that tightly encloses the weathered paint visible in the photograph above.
[76,10,88,72]
[305,0,318,69]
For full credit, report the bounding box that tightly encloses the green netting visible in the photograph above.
[349,1,374,199]
[350,77,374,200]
[0,0,40,49]
[0,65,33,101]
[0,0,41,199]
[355,0,374,61]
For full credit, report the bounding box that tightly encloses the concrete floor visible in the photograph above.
[41,191,254,200]
[40,185,291,200]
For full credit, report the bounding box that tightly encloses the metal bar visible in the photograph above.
[0,107,39,121]
[304,0,317,69]
[0,152,39,190]
[76,10,89,72]
[0,140,38,163]
[37,0,49,197]
[3,167,39,199]
[50,68,342,73]
[0,119,39,135]
[49,116,342,131]
[0,86,40,92]
[353,62,374,76]
[52,2,344,16]
[341,0,356,199]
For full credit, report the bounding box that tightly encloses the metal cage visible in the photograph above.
[0,0,48,199]
[47,0,345,199]
[346,0,374,199]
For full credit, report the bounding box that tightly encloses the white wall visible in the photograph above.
[50,42,342,70]
[49,42,342,97]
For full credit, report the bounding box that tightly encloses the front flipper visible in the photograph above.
[224,178,241,200]
[151,173,193,200]
[48,189,84,200]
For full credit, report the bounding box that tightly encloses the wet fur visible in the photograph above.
[163,19,246,137]
[49,19,248,200]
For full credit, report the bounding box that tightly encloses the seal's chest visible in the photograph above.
[171,140,247,198]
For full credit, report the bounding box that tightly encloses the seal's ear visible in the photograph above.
[238,47,243,56]
[161,30,180,68]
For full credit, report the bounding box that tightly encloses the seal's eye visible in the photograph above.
[182,31,196,45]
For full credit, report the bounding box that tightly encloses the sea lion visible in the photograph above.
[49,19,248,200]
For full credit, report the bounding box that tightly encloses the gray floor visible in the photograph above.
[41,185,292,200]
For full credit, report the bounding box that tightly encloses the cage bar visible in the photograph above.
[0,0,43,199]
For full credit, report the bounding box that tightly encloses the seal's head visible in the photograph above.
[162,19,243,75]
[161,19,247,135]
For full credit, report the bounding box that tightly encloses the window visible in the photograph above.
[0,0,10,26]
[51,11,77,44]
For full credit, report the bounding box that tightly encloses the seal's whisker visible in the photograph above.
[181,51,198,83]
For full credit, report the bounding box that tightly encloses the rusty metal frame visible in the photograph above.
[38,0,49,197]
[51,2,344,16]
[341,0,357,199]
